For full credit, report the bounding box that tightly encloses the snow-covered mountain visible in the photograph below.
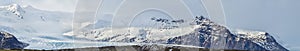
[0,31,28,49]
[0,4,72,33]
[64,16,288,51]
[0,2,288,51]
[166,16,288,51]
[0,4,24,19]
[0,4,74,49]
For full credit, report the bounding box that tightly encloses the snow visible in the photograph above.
[63,24,201,42]
[0,3,202,49]
[0,4,76,49]
[232,29,285,50]
[233,29,267,40]
[0,2,287,50]
[0,4,23,19]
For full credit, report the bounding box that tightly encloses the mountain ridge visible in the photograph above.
[0,3,288,50]
[67,16,288,51]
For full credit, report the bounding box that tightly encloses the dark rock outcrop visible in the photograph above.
[166,16,288,51]
[0,31,29,49]
[79,16,288,51]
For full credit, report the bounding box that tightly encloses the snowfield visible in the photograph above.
[0,4,205,50]
[0,3,288,51]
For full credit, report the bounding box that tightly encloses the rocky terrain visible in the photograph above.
[0,31,28,49]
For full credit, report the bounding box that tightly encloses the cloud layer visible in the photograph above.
[22,0,77,12]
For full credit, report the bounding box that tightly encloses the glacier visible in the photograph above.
[64,15,288,50]
[0,3,289,51]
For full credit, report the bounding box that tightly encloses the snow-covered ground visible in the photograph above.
[0,3,204,50]
[0,4,76,49]
[0,1,288,50]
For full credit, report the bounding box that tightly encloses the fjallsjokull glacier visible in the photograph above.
[0,3,288,51]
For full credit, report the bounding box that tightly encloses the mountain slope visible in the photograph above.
[66,16,288,51]
[0,4,74,49]
[166,16,288,50]
[0,3,288,50]
[0,31,29,49]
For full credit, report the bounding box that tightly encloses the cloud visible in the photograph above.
[22,0,77,12]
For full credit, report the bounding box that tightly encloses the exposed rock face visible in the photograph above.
[69,16,288,51]
[166,16,288,51]
[0,4,25,19]
[0,31,28,49]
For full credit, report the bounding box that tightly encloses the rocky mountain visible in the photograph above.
[0,1,288,50]
[166,16,288,51]
[68,16,288,51]
[0,31,28,49]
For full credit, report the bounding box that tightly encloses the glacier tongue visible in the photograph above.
[0,4,75,49]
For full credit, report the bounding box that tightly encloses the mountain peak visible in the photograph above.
[65,15,288,50]
[0,4,25,19]
[7,4,25,19]
[232,30,287,50]
[0,31,29,49]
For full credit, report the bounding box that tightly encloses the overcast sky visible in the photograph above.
[222,0,300,50]
[18,0,300,50]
